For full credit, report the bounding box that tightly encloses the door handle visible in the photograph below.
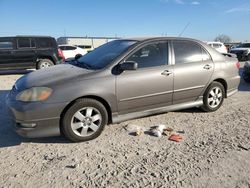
[203,64,212,70]
[161,70,172,76]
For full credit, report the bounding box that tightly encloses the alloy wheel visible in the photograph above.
[207,87,223,108]
[70,107,102,137]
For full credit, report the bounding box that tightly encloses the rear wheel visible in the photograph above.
[37,59,54,69]
[62,99,108,142]
[201,82,225,112]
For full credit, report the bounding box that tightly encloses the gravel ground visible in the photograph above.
[0,69,249,188]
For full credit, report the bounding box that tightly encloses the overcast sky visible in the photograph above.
[0,0,250,42]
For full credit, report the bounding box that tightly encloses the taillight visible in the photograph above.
[236,61,240,69]
[58,49,65,61]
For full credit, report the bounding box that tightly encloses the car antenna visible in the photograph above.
[178,22,190,37]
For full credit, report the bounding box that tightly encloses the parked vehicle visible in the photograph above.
[0,36,64,70]
[230,43,250,61]
[76,45,93,53]
[243,61,250,83]
[59,45,88,59]
[207,42,227,54]
[7,37,240,142]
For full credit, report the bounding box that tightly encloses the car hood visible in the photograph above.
[15,64,94,90]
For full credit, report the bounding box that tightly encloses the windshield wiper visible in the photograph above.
[72,60,93,69]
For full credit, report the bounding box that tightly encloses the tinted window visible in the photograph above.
[173,41,203,64]
[31,38,36,48]
[38,38,53,48]
[213,43,221,48]
[59,46,65,50]
[239,43,250,48]
[0,42,13,49]
[18,38,31,48]
[65,46,76,50]
[78,45,92,49]
[127,42,168,68]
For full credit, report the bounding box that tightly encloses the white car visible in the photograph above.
[206,42,228,54]
[59,45,88,59]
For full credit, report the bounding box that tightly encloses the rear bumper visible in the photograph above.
[6,95,68,138]
[226,75,241,98]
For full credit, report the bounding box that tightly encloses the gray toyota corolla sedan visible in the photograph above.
[6,37,240,142]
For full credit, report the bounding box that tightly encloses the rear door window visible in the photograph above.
[18,38,31,48]
[17,38,36,49]
[173,41,203,64]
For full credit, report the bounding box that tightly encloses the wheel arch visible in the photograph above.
[37,56,56,64]
[212,78,228,98]
[60,95,113,131]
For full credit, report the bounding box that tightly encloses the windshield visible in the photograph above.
[75,40,137,69]
[238,43,250,48]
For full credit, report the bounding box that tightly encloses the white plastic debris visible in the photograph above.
[152,129,162,137]
[157,124,166,133]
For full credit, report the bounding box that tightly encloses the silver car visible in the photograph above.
[7,37,240,142]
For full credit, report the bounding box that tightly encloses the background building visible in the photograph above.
[57,36,119,49]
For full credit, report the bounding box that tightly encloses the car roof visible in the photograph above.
[125,37,199,41]
[207,41,223,44]
[0,36,54,39]
[59,45,77,47]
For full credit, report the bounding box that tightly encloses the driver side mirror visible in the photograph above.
[120,61,138,71]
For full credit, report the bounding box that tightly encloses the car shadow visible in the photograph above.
[0,69,34,75]
[0,90,69,148]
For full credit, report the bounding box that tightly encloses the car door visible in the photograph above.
[14,38,36,68]
[0,38,15,69]
[172,40,214,104]
[116,41,174,114]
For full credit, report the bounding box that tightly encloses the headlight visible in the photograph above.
[16,87,52,102]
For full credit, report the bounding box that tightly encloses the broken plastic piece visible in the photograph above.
[156,124,166,133]
[169,134,183,142]
[151,129,162,137]
[135,129,144,136]
[165,127,174,132]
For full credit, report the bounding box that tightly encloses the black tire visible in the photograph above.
[37,59,54,69]
[243,73,250,83]
[61,98,108,142]
[248,54,250,61]
[201,81,225,112]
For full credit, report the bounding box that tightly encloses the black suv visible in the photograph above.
[0,36,65,70]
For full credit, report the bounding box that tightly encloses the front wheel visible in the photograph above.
[61,99,108,142]
[201,82,225,112]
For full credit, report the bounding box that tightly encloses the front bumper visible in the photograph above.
[6,93,68,138]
